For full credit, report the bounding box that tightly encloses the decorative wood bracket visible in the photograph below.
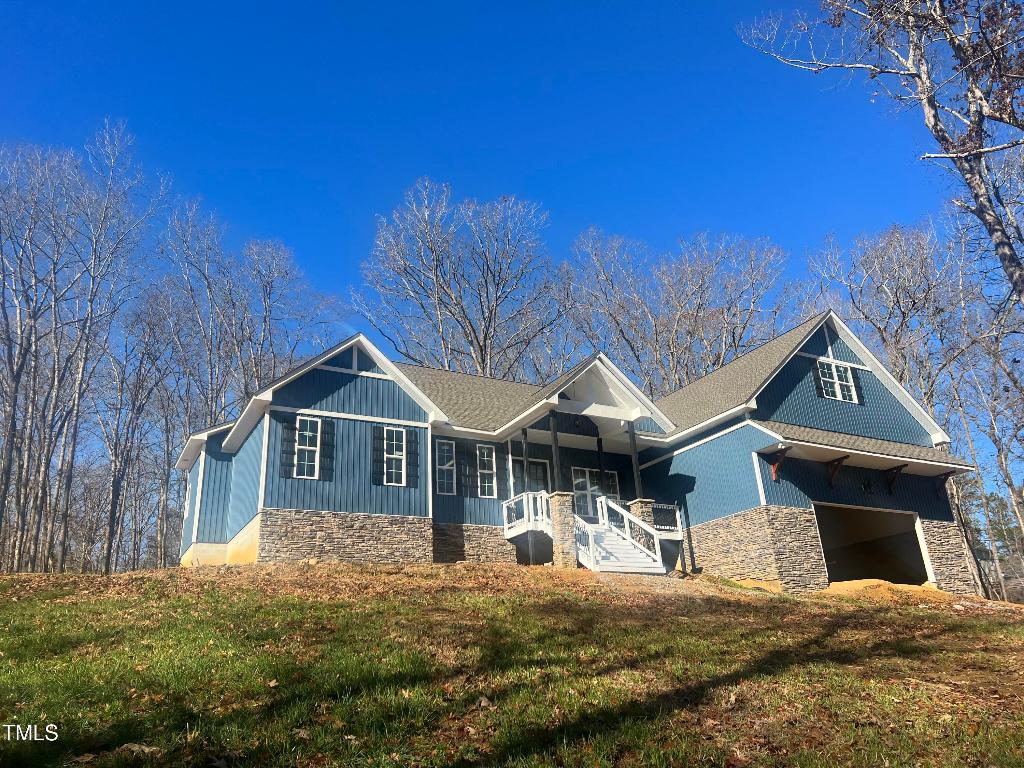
[825,455,849,488]
[933,470,955,499]
[885,464,909,495]
[768,447,791,481]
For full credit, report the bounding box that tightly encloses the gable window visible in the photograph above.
[384,426,406,486]
[435,439,456,495]
[477,445,497,498]
[295,417,321,479]
[816,360,858,403]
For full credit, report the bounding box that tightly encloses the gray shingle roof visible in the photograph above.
[754,420,970,467]
[650,313,828,436]
[394,363,544,431]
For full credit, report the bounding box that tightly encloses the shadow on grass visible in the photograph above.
[2,592,961,767]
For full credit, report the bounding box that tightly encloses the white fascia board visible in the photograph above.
[174,422,236,470]
[825,314,951,444]
[218,333,449,453]
[594,354,676,431]
[353,334,449,422]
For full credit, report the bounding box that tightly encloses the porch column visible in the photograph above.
[549,491,577,567]
[627,420,644,499]
[596,436,606,495]
[627,498,655,528]
[549,412,562,492]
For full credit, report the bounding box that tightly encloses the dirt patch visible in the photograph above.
[735,578,784,593]
[820,578,958,604]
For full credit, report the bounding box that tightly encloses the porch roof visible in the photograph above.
[752,419,971,476]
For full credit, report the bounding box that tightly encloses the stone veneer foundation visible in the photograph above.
[688,505,829,593]
[432,523,517,563]
[919,518,977,595]
[257,508,432,564]
[549,491,577,567]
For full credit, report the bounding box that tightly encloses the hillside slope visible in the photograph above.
[1,565,1023,767]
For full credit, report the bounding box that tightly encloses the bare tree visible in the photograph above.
[570,229,789,397]
[744,1,1024,303]
[353,178,564,381]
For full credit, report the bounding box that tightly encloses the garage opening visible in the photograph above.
[814,504,929,585]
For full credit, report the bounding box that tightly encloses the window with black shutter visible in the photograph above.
[280,416,297,479]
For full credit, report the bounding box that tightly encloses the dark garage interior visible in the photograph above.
[814,504,930,585]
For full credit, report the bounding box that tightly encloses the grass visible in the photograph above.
[0,564,1022,767]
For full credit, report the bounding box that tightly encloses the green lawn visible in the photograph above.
[1,564,1023,767]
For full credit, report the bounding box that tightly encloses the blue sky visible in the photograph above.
[3,1,952,298]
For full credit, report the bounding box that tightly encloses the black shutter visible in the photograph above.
[371,425,385,486]
[319,418,336,482]
[280,415,297,478]
[406,429,419,488]
[810,357,826,399]
[496,442,508,500]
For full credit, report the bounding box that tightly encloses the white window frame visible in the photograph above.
[815,358,858,404]
[294,416,321,480]
[435,439,456,495]
[477,444,497,498]
[384,426,406,486]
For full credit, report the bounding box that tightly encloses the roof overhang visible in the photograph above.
[756,438,971,478]
[174,422,235,470]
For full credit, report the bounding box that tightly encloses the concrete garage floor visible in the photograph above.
[814,504,930,586]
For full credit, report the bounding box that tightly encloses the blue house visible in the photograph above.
[176,310,977,594]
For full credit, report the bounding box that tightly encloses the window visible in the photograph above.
[477,445,496,498]
[295,417,321,479]
[572,467,619,517]
[384,427,406,486]
[435,439,456,495]
[816,359,857,403]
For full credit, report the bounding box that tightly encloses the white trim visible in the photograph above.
[190,451,207,544]
[175,422,235,470]
[914,514,938,583]
[179,472,193,555]
[814,358,860,404]
[477,444,498,498]
[639,420,783,470]
[752,452,767,506]
[257,411,270,512]
[383,426,407,486]
[317,364,391,381]
[795,351,869,371]
[269,405,428,429]
[435,438,457,496]
[294,415,322,480]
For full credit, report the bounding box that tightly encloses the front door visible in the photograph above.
[572,467,620,517]
[512,458,550,496]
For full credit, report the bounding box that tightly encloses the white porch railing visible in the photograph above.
[574,515,602,571]
[596,496,662,564]
[502,491,552,539]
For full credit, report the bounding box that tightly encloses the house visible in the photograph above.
[176,310,978,594]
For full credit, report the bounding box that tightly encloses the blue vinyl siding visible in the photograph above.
[641,425,764,525]
[264,411,428,517]
[225,418,265,540]
[432,437,509,526]
[754,355,933,447]
[355,346,383,373]
[323,347,353,369]
[179,458,201,556]
[272,368,427,422]
[197,430,233,543]
[638,416,747,467]
[634,416,666,435]
[801,326,831,357]
[828,334,863,365]
[758,455,954,522]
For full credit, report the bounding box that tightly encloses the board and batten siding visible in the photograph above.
[263,410,429,517]
[641,424,765,526]
[432,437,509,526]
[197,430,234,543]
[757,455,954,522]
[753,354,933,448]
[179,457,202,556]
[225,418,265,541]
[271,368,427,422]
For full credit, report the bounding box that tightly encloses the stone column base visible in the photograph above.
[627,498,655,527]
[549,491,578,568]
[920,518,978,595]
